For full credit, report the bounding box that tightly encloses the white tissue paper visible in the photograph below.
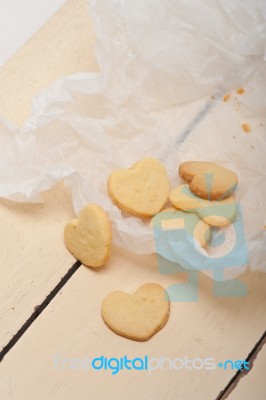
[0,0,265,280]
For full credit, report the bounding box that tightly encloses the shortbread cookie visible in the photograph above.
[169,184,237,227]
[64,204,111,267]
[108,158,170,218]
[179,161,238,200]
[151,208,212,248]
[101,283,170,341]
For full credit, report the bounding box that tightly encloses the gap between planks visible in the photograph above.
[215,330,266,400]
[0,260,81,362]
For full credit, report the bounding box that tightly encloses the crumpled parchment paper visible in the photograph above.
[0,0,265,279]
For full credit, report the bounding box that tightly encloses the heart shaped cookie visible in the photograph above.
[169,184,237,227]
[151,208,212,248]
[64,204,111,267]
[108,158,170,218]
[179,161,238,200]
[101,283,170,341]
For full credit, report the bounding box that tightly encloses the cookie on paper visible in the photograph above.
[151,208,212,249]
[169,184,237,227]
[179,161,238,200]
[108,158,170,218]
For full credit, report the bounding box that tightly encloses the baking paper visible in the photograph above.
[0,0,265,279]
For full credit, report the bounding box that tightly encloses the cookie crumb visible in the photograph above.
[242,123,251,133]
[223,94,231,102]
[236,88,245,95]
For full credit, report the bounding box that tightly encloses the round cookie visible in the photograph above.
[108,158,170,218]
[101,283,170,341]
[179,161,238,200]
[64,203,112,267]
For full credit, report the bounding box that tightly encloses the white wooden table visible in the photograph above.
[0,1,265,399]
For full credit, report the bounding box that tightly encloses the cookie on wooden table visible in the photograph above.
[64,204,111,268]
[101,283,170,341]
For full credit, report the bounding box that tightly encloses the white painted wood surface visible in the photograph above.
[0,184,75,345]
[227,343,266,400]
[0,246,265,399]
[0,0,97,127]
[0,1,265,399]
[0,0,96,345]
[0,0,66,67]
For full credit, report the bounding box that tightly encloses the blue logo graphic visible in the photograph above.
[217,360,250,371]
[53,354,250,374]
[152,173,248,301]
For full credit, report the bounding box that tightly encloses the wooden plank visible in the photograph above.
[0,184,75,346]
[227,343,266,400]
[0,0,265,398]
[0,0,97,127]
[0,247,265,399]
[0,0,95,345]
[0,0,66,68]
